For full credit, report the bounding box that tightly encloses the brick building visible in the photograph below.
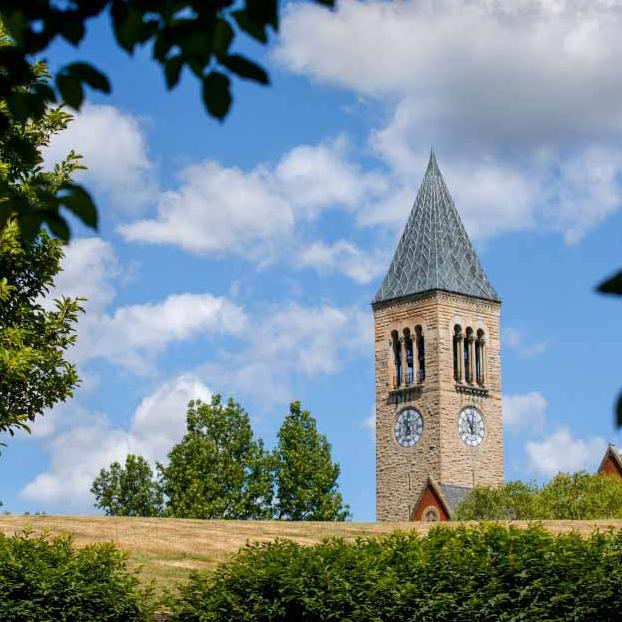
[373,152,504,522]
[598,443,622,479]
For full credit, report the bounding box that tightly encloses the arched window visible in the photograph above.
[423,506,439,522]
[465,327,474,384]
[404,329,414,385]
[391,330,401,388]
[453,324,462,382]
[415,325,425,383]
[476,329,486,385]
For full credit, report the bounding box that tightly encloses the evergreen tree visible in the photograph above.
[159,396,274,519]
[274,401,349,521]
[91,454,163,517]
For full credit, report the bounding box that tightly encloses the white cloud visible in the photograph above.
[275,138,386,216]
[504,391,548,434]
[202,303,372,402]
[363,410,375,440]
[120,139,386,267]
[298,240,387,284]
[503,327,548,358]
[277,0,622,148]
[43,237,248,376]
[120,161,294,260]
[21,374,210,509]
[46,237,119,314]
[525,426,606,477]
[76,293,248,374]
[45,103,156,212]
[276,0,622,243]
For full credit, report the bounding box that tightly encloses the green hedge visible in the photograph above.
[170,524,622,622]
[0,530,154,621]
[455,472,622,520]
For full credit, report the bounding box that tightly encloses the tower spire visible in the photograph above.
[374,152,499,304]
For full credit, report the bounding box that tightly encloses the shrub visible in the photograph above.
[170,524,622,622]
[455,472,622,520]
[0,530,154,621]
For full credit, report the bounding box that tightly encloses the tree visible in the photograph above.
[91,454,163,516]
[159,396,274,519]
[0,0,333,240]
[0,21,97,242]
[453,480,539,521]
[0,221,83,440]
[274,401,349,521]
[454,472,622,520]
[0,24,87,441]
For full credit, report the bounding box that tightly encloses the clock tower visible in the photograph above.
[373,152,503,522]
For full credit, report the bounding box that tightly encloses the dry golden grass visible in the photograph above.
[1,515,621,593]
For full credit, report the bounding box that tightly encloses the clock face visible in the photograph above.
[458,407,485,446]
[394,408,423,448]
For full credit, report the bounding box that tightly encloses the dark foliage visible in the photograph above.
[597,270,622,425]
[170,524,622,622]
[0,530,154,621]
[0,0,333,239]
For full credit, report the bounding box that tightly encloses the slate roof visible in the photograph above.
[439,483,472,515]
[374,151,500,304]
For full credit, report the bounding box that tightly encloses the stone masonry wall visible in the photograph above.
[374,291,503,521]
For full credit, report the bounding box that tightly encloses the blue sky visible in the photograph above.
[3,0,622,519]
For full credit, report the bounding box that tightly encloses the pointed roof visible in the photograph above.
[597,443,622,477]
[412,476,472,520]
[374,151,500,304]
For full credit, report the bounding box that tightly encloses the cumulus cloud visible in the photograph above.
[120,138,386,267]
[21,375,211,509]
[503,327,548,358]
[277,0,622,149]
[525,427,606,477]
[45,236,247,375]
[298,240,388,284]
[275,138,386,216]
[45,103,156,212]
[120,161,294,260]
[202,303,372,402]
[75,293,248,375]
[276,0,622,243]
[45,237,119,314]
[504,391,548,434]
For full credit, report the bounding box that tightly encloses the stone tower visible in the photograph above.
[373,152,503,522]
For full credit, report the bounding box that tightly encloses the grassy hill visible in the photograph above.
[1,515,621,593]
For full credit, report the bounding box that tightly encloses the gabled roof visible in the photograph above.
[439,482,472,516]
[598,443,622,477]
[413,476,472,519]
[374,151,500,305]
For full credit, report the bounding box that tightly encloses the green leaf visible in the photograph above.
[597,270,622,295]
[232,9,268,43]
[44,212,71,242]
[222,54,269,85]
[202,72,232,120]
[212,19,234,60]
[64,62,111,94]
[164,56,184,89]
[56,74,84,110]
[111,3,144,53]
[59,183,98,230]
[59,17,86,45]
[616,391,622,427]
